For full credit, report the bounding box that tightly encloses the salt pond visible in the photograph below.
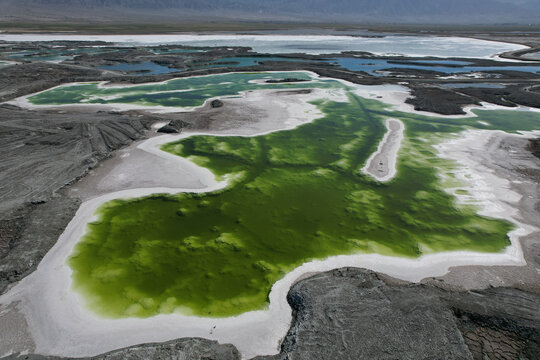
[18,71,540,319]
[96,57,302,75]
[2,71,539,359]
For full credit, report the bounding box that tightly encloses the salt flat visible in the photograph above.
[0,34,527,57]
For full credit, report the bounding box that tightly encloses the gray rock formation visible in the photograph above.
[255,268,540,360]
[0,105,155,294]
[157,119,191,133]
[210,99,224,108]
[0,63,107,103]
[0,196,80,295]
[527,138,540,158]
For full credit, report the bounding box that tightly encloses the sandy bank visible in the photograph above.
[361,118,404,182]
[426,129,540,292]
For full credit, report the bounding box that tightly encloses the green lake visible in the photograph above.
[29,72,539,318]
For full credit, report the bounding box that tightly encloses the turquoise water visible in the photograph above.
[151,48,206,54]
[408,60,472,65]
[27,71,329,107]
[100,56,304,74]
[442,83,506,89]
[327,57,540,76]
[99,61,182,75]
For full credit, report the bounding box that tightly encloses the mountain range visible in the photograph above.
[1,0,539,24]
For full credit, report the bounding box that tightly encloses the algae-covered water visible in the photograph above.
[28,71,329,108]
[32,72,539,319]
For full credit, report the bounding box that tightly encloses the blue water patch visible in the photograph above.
[406,60,472,66]
[99,56,302,75]
[151,48,206,54]
[441,83,506,89]
[327,57,540,76]
[195,56,303,68]
[99,61,181,75]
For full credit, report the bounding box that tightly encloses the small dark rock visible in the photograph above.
[157,119,190,133]
[211,99,224,108]
[157,124,180,133]
[266,78,308,84]
[527,138,540,158]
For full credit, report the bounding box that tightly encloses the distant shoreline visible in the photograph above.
[1,22,539,36]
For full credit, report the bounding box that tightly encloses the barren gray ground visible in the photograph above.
[255,268,540,360]
[0,103,163,293]
[424,134,540,294]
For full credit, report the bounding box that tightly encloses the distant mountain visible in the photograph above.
[1,0,539,24]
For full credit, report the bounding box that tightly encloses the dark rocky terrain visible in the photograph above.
[0,104,157,294]
[0,63,107,103]
[256,268,540,360]
[528,138,540,158]
[405,85,481,115]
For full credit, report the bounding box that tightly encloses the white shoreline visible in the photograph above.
[0,34,527,58]
[361,118,404,182]
[0,60,18,67]
[0,71,538,359]
[435,128,540,227]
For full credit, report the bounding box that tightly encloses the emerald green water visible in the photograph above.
[54,72,539,319]
[28,72,335,108]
